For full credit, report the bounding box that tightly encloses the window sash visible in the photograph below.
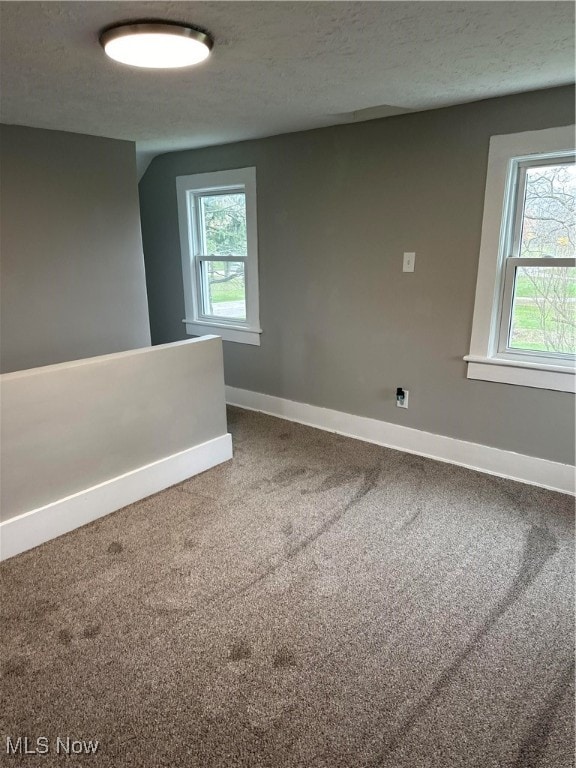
[189,187,250,326]
[497,256,575,362]
[494,152,575,363]
[196,257,249,325]
[508,153,575,260]
[191,187,246,259]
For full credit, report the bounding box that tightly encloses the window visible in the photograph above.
[499,157,575,358]
[176,167,261,345]
[466,126,575,392]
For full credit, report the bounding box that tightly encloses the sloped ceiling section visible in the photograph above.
[1,1,574,161]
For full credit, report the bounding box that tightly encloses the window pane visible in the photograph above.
[509,265,576,354]
[201,261,246,320]
[200,193,247,257]
[519,162,575,258]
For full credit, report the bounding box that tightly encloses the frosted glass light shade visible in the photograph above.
[100,23,213,69]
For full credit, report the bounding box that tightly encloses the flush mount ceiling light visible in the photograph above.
[100,22,213,69]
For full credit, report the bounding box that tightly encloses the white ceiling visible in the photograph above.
[1,1,574,171]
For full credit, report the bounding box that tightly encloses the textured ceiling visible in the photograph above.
[1,1,574,167]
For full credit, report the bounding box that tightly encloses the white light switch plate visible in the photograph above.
[403,252,415,272]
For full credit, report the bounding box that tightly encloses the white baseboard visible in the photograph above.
[226,386,575,496]
[0,434,232,561]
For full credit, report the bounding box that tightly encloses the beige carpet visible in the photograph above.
[1,406,574,767]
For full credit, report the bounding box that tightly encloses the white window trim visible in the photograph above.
[465,125,575,393]
[176,167,261,346]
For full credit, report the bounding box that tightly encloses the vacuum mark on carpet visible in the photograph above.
[272,466,307,484]
[370,523,558,763]
[3,598,57,623]
[398,464,427,531]
[486,476,529,518]
[512,659,574,768]
[83,623,101,639]
[58,629,73,645]
[162,465,381,615]
[273,647,296,668]
[229,465,381,600]
[229,640,252,661]
[303,468,363,495]
[1,658,27,677]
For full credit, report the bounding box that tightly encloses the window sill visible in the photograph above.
[183,319,262,346]
[464,355,575,393]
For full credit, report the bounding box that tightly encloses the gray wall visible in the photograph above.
[139,86,575,465]
[0,124,151,373]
